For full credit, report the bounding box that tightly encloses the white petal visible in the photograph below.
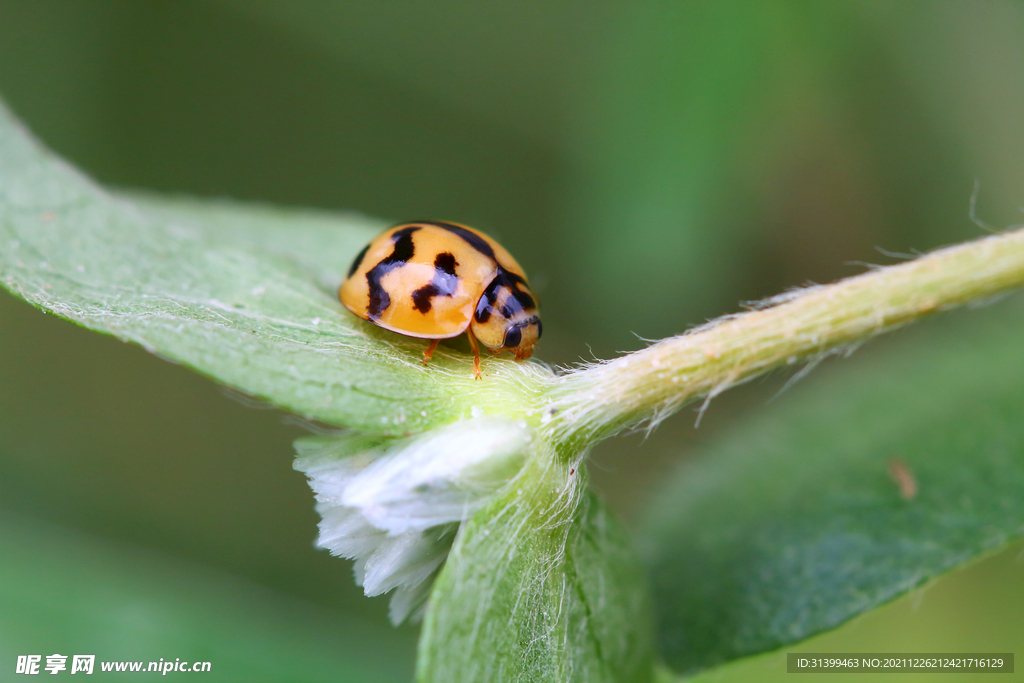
[315,506,385,559]
[341,418,528,534]
[388,576,437,625]
[360,525,457,597]
[293,418,530,624]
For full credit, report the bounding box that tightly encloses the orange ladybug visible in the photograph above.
[339,221,541,378]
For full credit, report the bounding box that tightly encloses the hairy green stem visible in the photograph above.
[541,227,1024,447]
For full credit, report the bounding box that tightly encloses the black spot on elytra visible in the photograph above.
[366,226,419,319]
[347,243,371,278]
[413,220,497,260]
[474,269,533,323]
[434,252,457,275]
[411,252,459,313]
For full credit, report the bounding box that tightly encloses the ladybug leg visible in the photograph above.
[466,331,482,380]
[423,339,439,364]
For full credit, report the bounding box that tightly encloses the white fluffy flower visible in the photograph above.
[294,417,529,624]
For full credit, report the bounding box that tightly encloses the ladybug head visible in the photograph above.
[470,271,542,360]
[500,316,542,360]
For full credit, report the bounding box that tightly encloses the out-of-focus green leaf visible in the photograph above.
[0,511,415,682]
[220,0,604,145]
[0,102,549,435]
[640,296,1024,675]
[418,463,654,683]
[676,538,1024,683]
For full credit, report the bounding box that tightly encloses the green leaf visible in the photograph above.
[669,537,1024,683]
[0,511,415,682]
[640,296,1024,675]
[418,460,655,683]
[0,101,548,434]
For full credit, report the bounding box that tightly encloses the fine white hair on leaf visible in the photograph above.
[294,417,530,624]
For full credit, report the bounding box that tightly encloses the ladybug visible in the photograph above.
[339,221,542,378]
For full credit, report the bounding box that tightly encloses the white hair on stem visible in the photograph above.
[540,226,1024,447]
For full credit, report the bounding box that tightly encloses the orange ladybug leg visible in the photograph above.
[423,339,439,365]
[466,331,482,380]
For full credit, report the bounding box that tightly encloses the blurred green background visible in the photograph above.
[1,2,1022,681]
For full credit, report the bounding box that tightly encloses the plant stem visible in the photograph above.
[542,227,1024,447]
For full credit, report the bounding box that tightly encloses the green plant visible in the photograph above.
[3,96,1024,682]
